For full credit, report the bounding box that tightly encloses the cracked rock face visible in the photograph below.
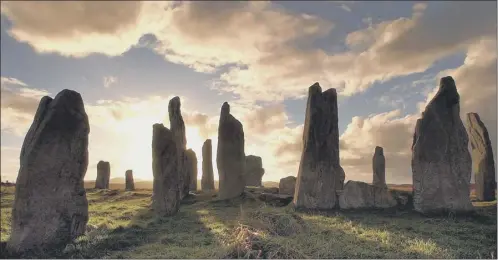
[293,83,345,210]
[168,96,189,198]
[412,76,473,214]
[201,139,215,191]
[7,89,89,256]
[466,112,496,201]
[339,181,397,209]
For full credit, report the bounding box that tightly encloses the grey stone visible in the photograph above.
[7,89,89,256]
[466,112,496,201]
[244,155,265,187]
[186,149,198,192]
[152,123,180,217]
[293,83,345,209]
[95,161,110,189]
[125,170,134,191]
[412,76,474,214]
[201,139,215,191]
[339,181,397,209]
[372,146,386,187]
[279,176,297,195]
[216,102,246,200]
[168,96,188,199]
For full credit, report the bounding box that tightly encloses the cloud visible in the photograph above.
[339,4,352,12]
[103,76,117,88]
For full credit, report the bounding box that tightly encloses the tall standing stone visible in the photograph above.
[372,146,386,187]
[125,170,135,191]
[7,90,89,256]
[412,76,473,214]
[466,112,496,201]
[186,149,198,191]
[152,123,180,217]
[244,155,265,187]
[202,139,215,191]
[95,161,110,189]
[293,83,345,209]
[217,102,246,200]
[168,97,188,199]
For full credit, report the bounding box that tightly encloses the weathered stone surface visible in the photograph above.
[372,146,386,187]
[125,170,134,191]
[216,102,246,200]
[201,139,215,191]
[279,176,297,195]
[466,112,496,201]
[244,155,265,187]
[412,76,474,214]
[293,83,345,209]
[152,123,180,217]
[186,149,198,192]
[7,90,89,256]
[95,161,110,189]
[168,96,188,199]
[339,181,397,209]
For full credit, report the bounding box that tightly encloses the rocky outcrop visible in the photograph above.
[125,170,134,191]
[7,90,89,256]
[95,161,110,189]
[372,146,386,187]
[338,181,397,209]
[152,123,180,217]
[168,97,188,199]
[201,139,215,191]
[279,176,297,195]
[412,76,474,214]
[216,102,246,200]
[466,112,496,201]
[244,155,265,187]
[293,83,345,209]
[186,149,198,192]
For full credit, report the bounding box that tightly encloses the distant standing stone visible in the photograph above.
[168,96,188,199]
[125,170,135,191]
[279,176,297,195]
[412,76,474,214]
[95,161,110,189]
[201,139,215,191]
[186,149,198,192]
[372,146,386,187]
[244,155,265,187]
[339,181,397,209]
[293,83,345,209]
[7,89,89,256]
[466,112,496,201]
[152,123,180,217]
[217,102,246,200]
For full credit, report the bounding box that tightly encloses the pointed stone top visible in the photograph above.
[374,146,383,155]
[438,76,458,97]
[221,102,230,115]
[168,96,181,112]
[51,89,85,112]
[467,112,481,122]
[309,82,322,94]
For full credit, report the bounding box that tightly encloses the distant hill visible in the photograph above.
[83,180,280,190]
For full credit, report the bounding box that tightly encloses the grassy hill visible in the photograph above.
[1,185,496,258]
[83,180,280,190]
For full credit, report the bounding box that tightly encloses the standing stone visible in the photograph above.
[201,139,215,191]
[95,161,110,189]
[152,123,180,217]
[168,97,188,199]
[339,181,397,209]
[279,176,297,195]
[372,146,386,187]
[7,90,89,256]
[466,112,496,201]
[217,102,246,200]
[412,76,474,214]
[244,155,265,187]
[125,170,135,191]
[186,149,198,192]
[293,83,345,209]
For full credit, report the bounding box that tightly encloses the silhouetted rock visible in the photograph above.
[244,155,265,187]
[125,170,134,191]
[95,161,110,189]
[152,123,180,217]
[168,96,188,199]
[217,102,246,200]
[294,83,345,209]
[467,112,496,201]
[339,181,397,209]
[201,139,215,191]
[412,76,473,214]
[7,90,89,256]
[279,176,297,195]
[186,149,198,192]
[372,146,386,187]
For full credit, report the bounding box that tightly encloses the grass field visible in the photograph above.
[1,185,496,259]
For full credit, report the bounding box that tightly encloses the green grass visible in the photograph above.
[1,186,496,259]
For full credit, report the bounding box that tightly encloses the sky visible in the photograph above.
[0,1,496,184]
